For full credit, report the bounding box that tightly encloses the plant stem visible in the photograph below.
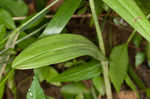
[89,0,112,99]
[126,30,136,45]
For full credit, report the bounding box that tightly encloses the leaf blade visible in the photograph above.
[27,76,46,99]
[103,0,150,41]
[42,0,81,35]
[109,44,129,92]
[0,9,16,29]
[12,34,105,69]
[51,60,102,82]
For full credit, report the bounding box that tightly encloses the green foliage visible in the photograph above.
[103,0,150,42]
[1,0,150,98]
[35,0,49,11]
[135,52,145,67]
[18,32,36,49]
[26,76,46,99]
[61,82,92,99]
[128,66,145,89]
[0,25,6,49]
[0,9,15,29]
[0,0,28,16]
[42,0,81,36]
[109,44,128,92]
[51,60,102,82]
[0,82,5,99]
[135,0,150,15]
[0,25,6,42]
[20,14,44,30]
[125,75,140,98]
[34,66,60,86]
[92,76,105,95]
[132,34,143,48]
[12,34,105,69]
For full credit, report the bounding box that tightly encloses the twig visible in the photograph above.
[13,14,103,20]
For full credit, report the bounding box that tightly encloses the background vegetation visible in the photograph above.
[0,0,150,99]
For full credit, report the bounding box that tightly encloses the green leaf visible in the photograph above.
[0,9,15,29]
[109,44,128,92]
[125,75,137,92]
[0,25,6,49]
[75,93,84,99]
[34,66,61,86]
[0,25,6,42]
[103,0,150,41]
[0,82,5,99]
[92,76,105,95]
[135,0,150,15]
[50,60,102,82]
[17,32,36,49]
[35,0,49,11]
[42,0,81,36]
[146,88,150,98]
[128,66,145,89]
[61,82,87,96]
[20,14,44,30]
[0,0,28,16]
[26,76,46,99]
[18,0,58,32]
[12,34,105,69]
[135,52,145,67]
[125,75,140,99]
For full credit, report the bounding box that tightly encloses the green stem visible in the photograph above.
[89,0,112,99]
[126,30,136,45]
[0,24,46,55]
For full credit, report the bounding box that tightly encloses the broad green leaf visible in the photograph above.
[135,0,150,15]
[34,66,61,86]
[42,0,81,35]
[50,60,102,82]
[0,0,28,16]
[12,34,105,69]
[109,44,128,92]
[0,9,15,29]
[26,76,46,99]
[103,0,150,41]
[135,52,145,67]
[92,76,105,95]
